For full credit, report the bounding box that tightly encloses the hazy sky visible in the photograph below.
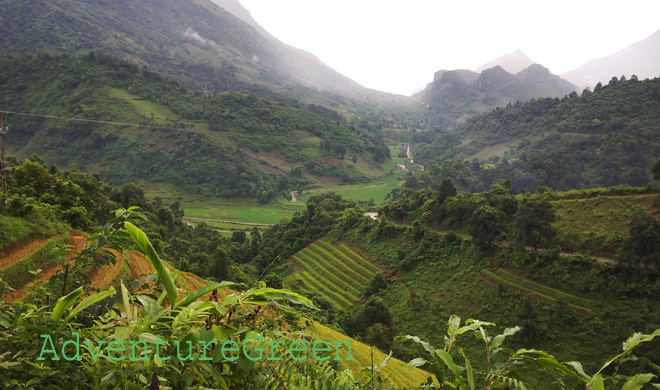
[240,0,660,95]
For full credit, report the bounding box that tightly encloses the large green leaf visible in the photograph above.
[593,329,660,378]
[459,347,474,390]
[241,287,315,309]
[621,373,656,390]
[124,222,178,307]
[176,281,240,309]
[64,287,116,324]
[51,287,83,323]
[121,280,132,320]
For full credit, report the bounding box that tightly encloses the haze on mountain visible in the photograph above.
[561,28,660,88]
[0,0,416,110]
[414,62,576,115]
[474,49,536,74]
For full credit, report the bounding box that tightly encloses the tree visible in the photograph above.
[211,246,230,281]
[652,158,660,181]
[628,209,660,266]
[354,297,394,334]
[468,205,507,248]
[513,199,557,250]
[363,274,387,299]
[437,178,457,206]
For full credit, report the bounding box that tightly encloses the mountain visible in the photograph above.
[210,0,273,39]
[561,28,660,88]
[475,49,536,74]
[0,0,417,111]
[414,75,660,192]
[0,54,392,200]
[414,64,576,115]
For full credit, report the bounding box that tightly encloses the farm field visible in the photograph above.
[481,268,594,312]
[309,322,435,388]
[299,172,407,205]
[145,172,406,225]
[284,240,382,308]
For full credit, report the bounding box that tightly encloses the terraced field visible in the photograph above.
[1,232,208,302]
[285,240,382,308]
[481,268,594,312]
[310,322,436,388]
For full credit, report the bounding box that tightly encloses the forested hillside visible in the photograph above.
[413,75,660,192]
[0,0,419,113]
[0,53,392,200]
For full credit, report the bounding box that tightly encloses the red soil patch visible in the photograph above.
[0,239,50,269]
[88,248,123,290]
[129,251,153,279]
[6,232,87,302]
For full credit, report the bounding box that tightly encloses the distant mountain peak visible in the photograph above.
[561,28,660,88]
[475,49,536,74]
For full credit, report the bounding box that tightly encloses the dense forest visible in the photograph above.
[413,76,660,192]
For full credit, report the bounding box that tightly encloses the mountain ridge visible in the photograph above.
[561,28,660,88]
[414,63,576,114]
[475,49,536,74]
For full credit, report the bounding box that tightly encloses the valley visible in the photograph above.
[1,0,660,388]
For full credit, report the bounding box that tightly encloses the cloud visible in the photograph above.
[182,28,215,47]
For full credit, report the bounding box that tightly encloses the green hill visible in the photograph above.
[0,54,393,200]
[0,0,419,114]
[412,76,660,193]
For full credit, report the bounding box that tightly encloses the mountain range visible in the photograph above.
[413,63,576,115]
[0,0,416,112]
[561,28,660,88]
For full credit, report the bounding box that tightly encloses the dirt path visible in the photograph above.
[6,232,87,302]
[0,239,50,269]
[182,217,272,226]
[291,191,298,202]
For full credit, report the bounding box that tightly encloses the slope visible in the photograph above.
[414,64,576,115]
[0,54,393,200]
[284,240,382,308]
[562,28,660,88]
[0,0,418,113]
[414,75,660,192]
[475,49,536,74]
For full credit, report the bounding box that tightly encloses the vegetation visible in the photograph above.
[413,76,660,193]
[0,53,392,201]
[284,240,382,308]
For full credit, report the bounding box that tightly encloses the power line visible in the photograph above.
[0,110,381,147]
[0,109,657,159]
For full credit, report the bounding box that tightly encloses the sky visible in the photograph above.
[240,0,660,95]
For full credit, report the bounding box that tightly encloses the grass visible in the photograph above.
[553,193,656,237]
[309,322,436,388]
[481,268,593,312]
[184,219,258,232]
[0,235,68,290]
[145,171,406,224]
[299,172,407,205]
[0,215,65,252]
[107,87,181,124]
[143,185,306,224]
[284,240,381,308]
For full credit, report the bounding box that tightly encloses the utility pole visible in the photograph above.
[0,112,12,206]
